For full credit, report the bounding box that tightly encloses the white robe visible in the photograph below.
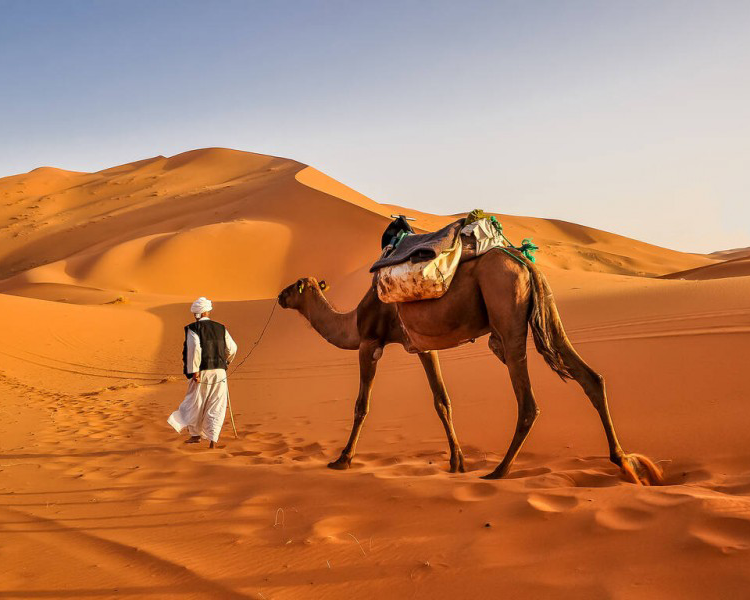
[167,318,238,442]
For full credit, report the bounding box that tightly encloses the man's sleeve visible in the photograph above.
[186,330,202,374]
[225,329,238,364]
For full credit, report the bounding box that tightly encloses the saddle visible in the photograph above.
[371,212,507,303]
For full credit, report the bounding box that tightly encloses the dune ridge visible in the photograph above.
[1,148,749,599]
[0,147,714,302]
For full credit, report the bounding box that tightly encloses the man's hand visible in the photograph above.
[192,372,201,382]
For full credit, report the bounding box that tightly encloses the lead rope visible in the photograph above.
[223,299,279,381]
[194,299,279,386]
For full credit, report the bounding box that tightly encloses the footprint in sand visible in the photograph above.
[452,482,499,502]
[639,491,695,508]
[310,515,373,546]
[504,466,552,479]
[565,468,622,488]
[595,506,654,531]
[290,442,325,459]
[690,516,750,553]
[380,463,441,478]
[259,441,289,457]
[663,468,712,485]
[370,456,402,467]
[526,492,579,513]
[141,487,185,505]
[247,456,282,466]
[713,479,750,495]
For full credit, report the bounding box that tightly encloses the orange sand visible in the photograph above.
[1,149,749,599]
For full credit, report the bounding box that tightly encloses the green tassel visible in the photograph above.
[519,238,538,262]
[466,210,538,263]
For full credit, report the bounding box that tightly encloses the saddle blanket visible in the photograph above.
[370,220,463,272]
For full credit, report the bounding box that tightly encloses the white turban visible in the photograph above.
[191,297,212,315]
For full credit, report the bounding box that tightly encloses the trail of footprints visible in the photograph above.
[5,371,750,557]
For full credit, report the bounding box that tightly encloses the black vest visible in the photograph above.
[183,320,228,378]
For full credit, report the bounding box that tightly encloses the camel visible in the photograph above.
[277,247,663,485]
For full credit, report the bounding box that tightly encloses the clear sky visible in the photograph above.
[1,0,748,253]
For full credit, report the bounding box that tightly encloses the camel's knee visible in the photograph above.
[577,364,604,387]
[488,335,506,364]
[434,402,448,420]
[519,404,540,430]
[353,398,370,421]
[578,369,606,401]
[433,395,452,417]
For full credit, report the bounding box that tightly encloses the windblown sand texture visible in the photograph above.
[1,148,748,599]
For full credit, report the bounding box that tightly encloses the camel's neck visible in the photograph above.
[300,291,360,350]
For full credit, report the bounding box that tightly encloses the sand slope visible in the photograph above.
[0,148,712,303]
[1,149,749,599]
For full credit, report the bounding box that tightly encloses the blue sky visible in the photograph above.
[1,0,748,252]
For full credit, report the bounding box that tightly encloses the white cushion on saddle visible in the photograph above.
[461,218,505,255]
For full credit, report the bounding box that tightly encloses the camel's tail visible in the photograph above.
[524,257,574,381]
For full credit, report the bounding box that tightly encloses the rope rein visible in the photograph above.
[194,299,278,385]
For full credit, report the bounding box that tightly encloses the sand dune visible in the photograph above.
[0,148,712,301]
[663,255,750,280]
[711,246,750,261]
[1,148,749,599]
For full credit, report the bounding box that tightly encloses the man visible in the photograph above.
[168,297,238,448]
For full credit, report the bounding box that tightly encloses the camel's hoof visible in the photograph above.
[327,458,351,471]
[619,453,664,486]
[451,464,467,474]
[450,457,467,473]
[479,470,505,480]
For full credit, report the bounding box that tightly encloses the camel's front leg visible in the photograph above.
[328,341,382,470]
[482,335,539,480]
[418,351,465,473]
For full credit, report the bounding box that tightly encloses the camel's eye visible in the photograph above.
[298,282,305,294]
[320,280,329,291]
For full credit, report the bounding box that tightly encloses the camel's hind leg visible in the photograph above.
[557,344,663,485]
[418,351,465,473]
[328,340,381,470]
[474,256,541,480]
[481,332,540,480]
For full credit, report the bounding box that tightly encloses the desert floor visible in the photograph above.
[1,149,749,599]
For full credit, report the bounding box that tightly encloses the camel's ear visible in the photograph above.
[298,282,305,294]
[320,280,330,292]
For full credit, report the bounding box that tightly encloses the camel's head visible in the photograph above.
[278,277,330,310]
